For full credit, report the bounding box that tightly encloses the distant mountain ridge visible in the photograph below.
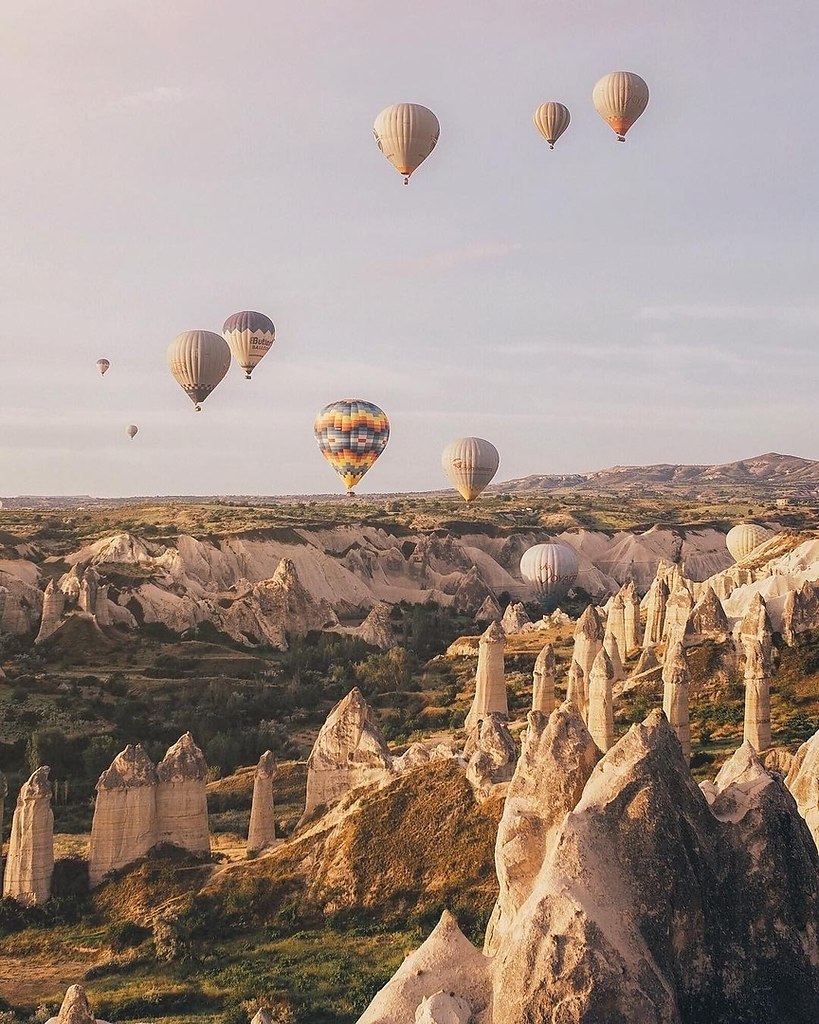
[497,453,819,492]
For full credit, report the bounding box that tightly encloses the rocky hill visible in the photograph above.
[499,452,819,493]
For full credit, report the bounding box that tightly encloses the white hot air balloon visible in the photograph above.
[166,330,232,411]
[533,102,571,150]
[373,103,440,185]
[441,437,500,503]
[222,311,276,380]
[96,358,110,377]
[126,424,138,440]
[725,523,772,563]
[592,71,649,142]
[520,542,579,605]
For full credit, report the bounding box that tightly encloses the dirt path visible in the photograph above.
[0,952,97,1007]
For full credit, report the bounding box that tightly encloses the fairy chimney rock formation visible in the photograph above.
[357,910,492,1024]
[642,576,668,647]
[571,605,604,717]
[786,729,819,852]
[464,620,507,731]
[77,567,100,615]
[302,687,393,819]
[621,580,641,653]
[155,733,210,854]
[587,648,616,753]
[247,750,278,854]
[3,766,54,905]
[606,591,627,664]
[89,744,158,887]
[743,638,772,753]
[565,658,585,711]
[603,627,625,682]
[474,593,503,626]
[663,583,694,647]
[630,643,662,684]
[781,582,819,646]
[465,713,517,799]
[690,584,730,636]
[740,591,774,659]
[35,578,65,644]
[484,703,600,955]
[662,641,691,759]
[501,601,531,634]
[43,984,112,1024]
[531,643,555,715]
[358,604,396,650]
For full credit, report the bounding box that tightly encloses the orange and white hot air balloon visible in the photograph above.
[592,71,649,142]
[533,102,571,150]
[373,103,440,185]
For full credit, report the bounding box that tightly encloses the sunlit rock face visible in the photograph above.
[465,621,507,731]
[247,750,278,855]
[531,643,555,715]
[786,729,819,854]
[302,688,393,820]
[662,641,691,760]
[3,766,54,906]
[464,713,517,800]
[155,733,210,854]
[89,744,158,887]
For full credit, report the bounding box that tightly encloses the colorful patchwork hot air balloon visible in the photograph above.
[373,103,440,184]
[96,358,110,376]
[314,399,390,493]
[222,310,276,380]
[166,330,231,411]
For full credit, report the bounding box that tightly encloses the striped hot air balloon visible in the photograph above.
[373,103,440,184]
[726,523,773,563]
[166,330,231,411]
[592,71,649,141]
[314,399,390,493]
[441,437,500,503]
[520,542,579,606]
[222,310,276,380]
[533,102,571,150]
[96,358,110,376]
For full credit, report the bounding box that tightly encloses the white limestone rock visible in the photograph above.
[474,593,503,626]
[621,580,641,653]
[89,744,158,887]
[3,766,54,905]
[786,729,819,852]
[464,620,507,732]
[358,604,397,650]
[531,643,555,715]
[247,750,278,855]
[465,713,517,799]
[743,638,771,753]
[571,605,604,718]
[155,733,210,854]
[602,627,624,683]
[606,591,627,663]
[44,985,112,1024]
[414,991,471,1024]
[500,601,530,634]
[357,910,491,1024]
[689,584,729,637]
[662,642,691,759]
[662,583,694,647]
[302,688,393,820]
[35,579,65,644]
[642,576,668,647]
[587,648,616,752]
[393,742,432,773]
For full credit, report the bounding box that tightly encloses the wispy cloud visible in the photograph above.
[379,242,522,274]
[635,304,819,326]
[107,86,189,112]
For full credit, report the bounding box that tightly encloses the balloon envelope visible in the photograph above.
[520,542,579,605]
[314,399,390,492]
[441,437,499,502]
[166,330,231,411]
[222,310,276,380]
[373,103,440,183]
[126,424,138,440]
[533,102,571,149]
[726,523,772,563]
[592,71,649,141]
[96,359,110,376]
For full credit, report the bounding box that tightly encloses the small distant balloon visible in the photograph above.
[592,71,649,142]
[222,311,276,380]
[533,102,571,150]
[726,523,772,563]
[127,424,138,440]
[96,359,110,377]
[373,103,440,185]
[520,542,579,605]
[166,330,231,412]
[314,399,390,494]
[441,437,500,503]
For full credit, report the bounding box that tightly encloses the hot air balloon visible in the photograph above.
[222,311,276,380]
[520,542,579,605]
[314,399,390,494]
[441,437,500,503]
[592,71,649,142]
[96,359,110,376]
[373,103,440,185]
[127,424,138,440]
[533,102,571,150]
[166,330,231,411]
[726,523,772,563]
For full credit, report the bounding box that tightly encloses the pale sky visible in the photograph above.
[1,0,818,496]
